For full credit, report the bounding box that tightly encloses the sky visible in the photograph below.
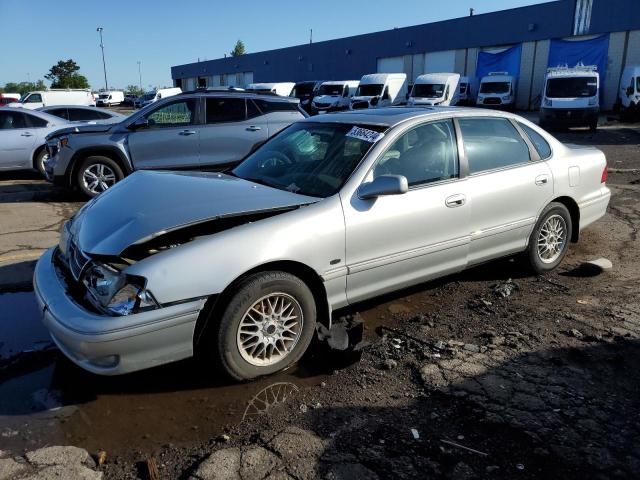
[0,0,553,91]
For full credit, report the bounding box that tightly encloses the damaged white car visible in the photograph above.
[34,108,611,380]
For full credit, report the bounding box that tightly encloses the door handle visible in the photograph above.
[21,132,33,137]
[445,194,466,208]
[179,130,196,136]
[246,126,262,131]
[535,174,550,186]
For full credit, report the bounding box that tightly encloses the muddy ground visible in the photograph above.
[0,121,638,480]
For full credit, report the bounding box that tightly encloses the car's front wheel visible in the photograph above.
[214,271,317,380]
[34,148,49,177]
[527,202,572,274]
[76,156,123,197]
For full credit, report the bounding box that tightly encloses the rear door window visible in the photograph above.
[205,97,246,123]
[253,99,299,113]
[47,108,69,120]
[68,108,104,121]
[0,111,28,129]
[458,117,530,174]
[518,122,552,159]
[24,113,48,128]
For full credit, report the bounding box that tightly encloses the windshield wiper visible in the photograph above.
[244,177,283,190]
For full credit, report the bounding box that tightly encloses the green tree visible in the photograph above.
[125,85,144,97]
[2,80,46,96]
[45,59,90,89]
[230,40,246,57]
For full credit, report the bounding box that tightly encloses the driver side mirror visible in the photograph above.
[358,175,408,200]
[129,118,149,130]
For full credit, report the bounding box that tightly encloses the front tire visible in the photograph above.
[214,271,317,380]
[527,202,572,274]
[76,155,123,197]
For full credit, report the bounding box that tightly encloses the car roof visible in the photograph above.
[0,106,68,123]
[300,106,519,127]
[180,91,300,103]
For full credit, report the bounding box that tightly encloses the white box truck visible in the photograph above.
[8,89,95,109]
[134,87,182,108]
[618,65,640,120]
[539,65,599,131]
[246,83,296,97]
[311,80,359,114]
[407,73,460,106]
[350,73,408,109]
[476,72,517,110]
[96,90,125,107]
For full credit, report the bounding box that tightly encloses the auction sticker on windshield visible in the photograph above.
[346,126,384,143]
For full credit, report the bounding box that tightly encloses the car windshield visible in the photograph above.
[480,81,510,94]
[99,94,109,98]
[412,83,445,98]
[546,77,598,98]
[356,84,383,96]
[232,122,386,198]
[317,84,344,96]
[141,93,156,101]
[291,83,315,97]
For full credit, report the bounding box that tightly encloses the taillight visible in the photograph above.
[601,164,608,183]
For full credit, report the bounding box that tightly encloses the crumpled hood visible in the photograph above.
[71,170,318,256]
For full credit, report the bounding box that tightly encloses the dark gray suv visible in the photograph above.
[44,90,306,197]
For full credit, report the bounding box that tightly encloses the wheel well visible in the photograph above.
[193,261,331,351]
[69,149,131,186]
[32,145,46,170]
[552,196,580,242]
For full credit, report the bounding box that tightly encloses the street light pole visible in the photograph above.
[96,27,108,91]
[137,61,142,91]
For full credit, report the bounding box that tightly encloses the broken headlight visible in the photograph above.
[83,263,159,316]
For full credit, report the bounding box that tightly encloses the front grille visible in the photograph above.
[68,241,91,281]
[552,109,587,119]
[351,101,369,110]
[315,102,331,109]
[483,98,501,105]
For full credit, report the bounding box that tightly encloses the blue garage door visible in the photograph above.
[476,44,522,80]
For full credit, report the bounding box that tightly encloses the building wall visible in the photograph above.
[171,0,640,110]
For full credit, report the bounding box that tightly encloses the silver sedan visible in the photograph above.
[34,107,611,380]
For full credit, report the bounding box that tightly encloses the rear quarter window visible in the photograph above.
[253,99,300,114]
[518,122,552,159]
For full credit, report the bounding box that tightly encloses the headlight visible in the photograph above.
[83,263,158,316]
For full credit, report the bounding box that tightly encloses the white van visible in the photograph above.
[539,65,599,131]
[618,65,640,119]
[246,83,296,97]
[134,87,182,108]
[350,73,408,109]
[8,89,95,109]
[96,90,125,107]
[458,76,471,105]
[311,80,359,114]
[476,72,517,110]
[407,73,460,107]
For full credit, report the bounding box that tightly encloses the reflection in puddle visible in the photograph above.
[242,382,299,422]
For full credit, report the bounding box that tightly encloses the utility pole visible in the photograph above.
[96,27,108,91]
[137,61,142,91]
[310,28,313,44]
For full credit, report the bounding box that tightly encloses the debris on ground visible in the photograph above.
[492,278,519,298]
[317,314,364,351]
[586,257,613,271]
[441,439,488,457]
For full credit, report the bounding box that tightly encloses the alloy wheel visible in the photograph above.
[537,214,567,264]
[82,163,117,194]
[236,293,303,367]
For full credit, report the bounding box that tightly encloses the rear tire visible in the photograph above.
[76,155,123,198]
[212,271,317,381]
[527,202,572,274]
[34,148,49,177]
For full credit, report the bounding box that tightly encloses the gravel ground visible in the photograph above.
[0,121,638,480]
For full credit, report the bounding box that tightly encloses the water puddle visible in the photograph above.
[0,291,52,359]
[0,291,346,457]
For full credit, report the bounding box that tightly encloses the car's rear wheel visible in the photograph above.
[527,202,572,274]
[34,148,49,177]
[213,271,316,380]
[76,156,123,197]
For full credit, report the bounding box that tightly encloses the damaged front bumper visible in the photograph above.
[34,247,207,375]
